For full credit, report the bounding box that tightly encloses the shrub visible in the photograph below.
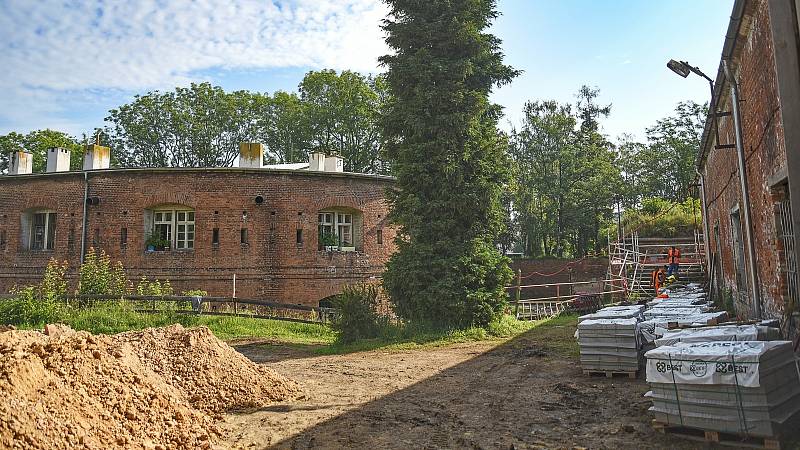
[136,277,173,296]
[331,283,389,344]
[181,290,208,297]
[78,247,129,296]
[40,258,69,301]
[0,286,66,325]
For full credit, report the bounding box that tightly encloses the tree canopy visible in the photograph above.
[380,0,518,328]
[0,130,84,174]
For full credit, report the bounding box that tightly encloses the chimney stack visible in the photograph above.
[83,143,110,170]
[324,154,344,173]
[9,151,33,175]
[46,147,71,172]
[239,143,264,168]
[309,152,325,171]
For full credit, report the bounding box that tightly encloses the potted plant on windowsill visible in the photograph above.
[145,233,170,252]
[320,232,339,252]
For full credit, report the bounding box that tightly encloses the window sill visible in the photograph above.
[144,249,194,254]
[319,247,361,254]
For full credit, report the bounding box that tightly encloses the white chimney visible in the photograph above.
[46,147,71,172]
[309,152,325,171]
[10,151,33,175]
[83,144,110,170]
[324,154,344,173]
[239,143,264,168]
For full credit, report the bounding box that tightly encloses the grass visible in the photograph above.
[7,301,336,344]
[1,298,578,356]
[505,313,579,358]
[319,313,554,354]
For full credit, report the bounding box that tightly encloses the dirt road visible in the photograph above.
[223,319,701,449]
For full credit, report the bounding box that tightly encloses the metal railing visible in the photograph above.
[0,294,336,324]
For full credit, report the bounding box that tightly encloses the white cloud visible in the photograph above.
[0,0,389,133]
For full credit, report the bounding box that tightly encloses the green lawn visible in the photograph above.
[2,298,574,355]
[9,302,336,344]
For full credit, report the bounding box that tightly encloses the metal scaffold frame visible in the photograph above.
[607,231,707,298]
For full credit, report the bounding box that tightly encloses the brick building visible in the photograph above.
[0,144,396,306]
[697,0,800,338]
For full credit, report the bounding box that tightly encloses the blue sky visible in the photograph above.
[0,0,733,142]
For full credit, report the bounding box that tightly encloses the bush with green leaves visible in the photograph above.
[604,197,701,240]
[181,289,208,297]
[136,277,173,296]
[1,286,65,326]
[78,247,129,296]
[39,258,69,300]
[331,283,389,344]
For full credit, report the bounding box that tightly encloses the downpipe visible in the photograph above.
[696,168,712,274]
[80,171,88,264]
[723,59,762,319]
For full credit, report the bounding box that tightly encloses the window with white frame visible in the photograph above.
[150,208,194,250]
[29,211,57,251]
[318,210,359,250]
[176,211,195,249]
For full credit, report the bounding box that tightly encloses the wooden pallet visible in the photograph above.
[651,420,782,449]
[582,369,637,379]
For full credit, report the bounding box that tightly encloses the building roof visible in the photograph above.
[0,166,396,183]
[696,0,749,171]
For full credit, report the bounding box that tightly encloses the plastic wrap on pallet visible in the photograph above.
[654,325,781,347]
[578,305,645,321]
[644,341,795,387]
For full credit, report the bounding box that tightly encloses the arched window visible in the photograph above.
[318,208,362,251]
[145,205,195,251]
[21,209,57,251]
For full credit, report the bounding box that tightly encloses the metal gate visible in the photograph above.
[778,198,800,310]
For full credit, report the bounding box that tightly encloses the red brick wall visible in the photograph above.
[701,0,788,320]
[509,258,609,300]
[0,168,396,306]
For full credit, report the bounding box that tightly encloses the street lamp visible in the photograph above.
[667,59,714,99]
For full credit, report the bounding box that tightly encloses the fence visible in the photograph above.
[507,273,628,321]
[0,294,336,324]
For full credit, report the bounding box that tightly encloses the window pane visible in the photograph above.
[187,212,194,221]
[46,213,56,250]
[155,212,162,221]
[164,212,172,221]
[178,212,185,221]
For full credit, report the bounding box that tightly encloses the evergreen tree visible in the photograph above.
[380,0,518,327]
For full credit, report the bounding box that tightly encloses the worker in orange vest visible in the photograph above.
[667,246,681,277]
[651,266,666,294]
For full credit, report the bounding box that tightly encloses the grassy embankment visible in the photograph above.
[0,298,576,354]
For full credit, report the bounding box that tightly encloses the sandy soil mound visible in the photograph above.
[0,324,300,450]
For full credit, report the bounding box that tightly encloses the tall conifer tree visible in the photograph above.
[380,0,518,327]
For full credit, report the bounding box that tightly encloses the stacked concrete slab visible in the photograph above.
[578,307,643,373]
[655,325,780,347]
[644,341,800,437]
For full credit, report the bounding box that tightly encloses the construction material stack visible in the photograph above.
[644,341,800,444]
[577,305,645,376]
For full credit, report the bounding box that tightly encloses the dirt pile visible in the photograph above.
[0,324,300,450]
